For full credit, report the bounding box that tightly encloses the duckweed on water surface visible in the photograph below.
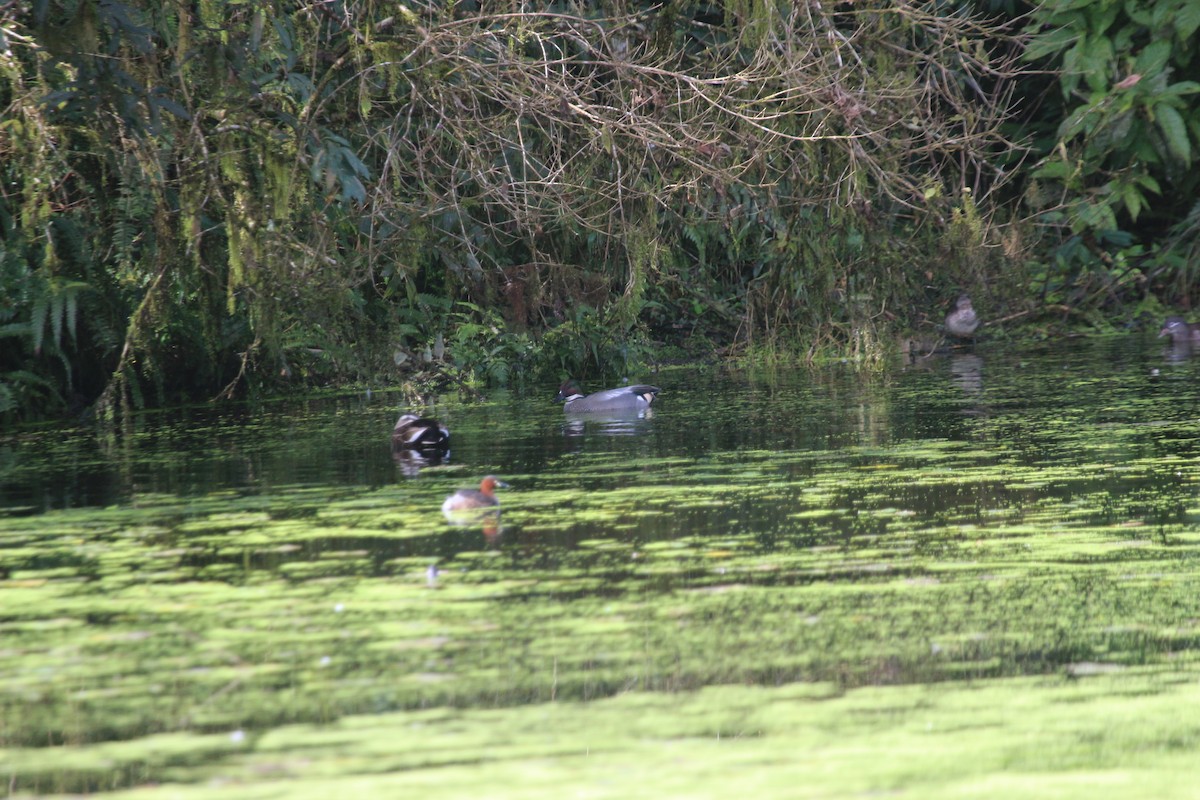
[4,340,1200,797]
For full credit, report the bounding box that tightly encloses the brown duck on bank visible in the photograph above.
[1159,316,1200,346]
[945,294,980,340]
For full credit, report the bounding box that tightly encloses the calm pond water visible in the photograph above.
[4,336,1200,798]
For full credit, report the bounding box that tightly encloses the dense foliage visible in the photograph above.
[0,0,1197,420]
[1022,0,1200,310]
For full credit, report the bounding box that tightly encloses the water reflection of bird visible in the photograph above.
[945,294,980,340]
[392,413,450,448]
[391,446,449,478]
[949,353,984,398]
[556,380,661,413]
[562,408,655,438]
[1159,316,1200,347]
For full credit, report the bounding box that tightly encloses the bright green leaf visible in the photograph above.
[1061,38,1084,88]
[1081,37,1113,91]
[1033,160,1072,180]
[1125,3,1153,26]
[1048,0,1101,13]
[1121,183,1143,221]
[1071,199,1118,232]
[1178,0,1200,40]
[1058,105,1095,139]
[1024,26,1080,61]
[1161,80,1200,97]
[1156,104,1192,164]
[1088,3,1120,34]
[1155,0,1180,29]
[50,293,64,349]
[1133,134,1162,163]
[1135,173,1162,194]
[30,295,47,354]
[1134,40,1171,78]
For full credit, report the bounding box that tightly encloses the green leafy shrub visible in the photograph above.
[1023,0,1200,306]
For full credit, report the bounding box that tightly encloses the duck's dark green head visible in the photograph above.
[555,380,584,403]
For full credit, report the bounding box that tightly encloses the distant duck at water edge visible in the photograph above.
[1159,316,1200,346]
[945,294,980,340]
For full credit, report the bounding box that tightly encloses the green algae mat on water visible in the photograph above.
[4,338,1200,798]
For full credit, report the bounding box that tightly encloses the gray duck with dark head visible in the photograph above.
[555,380,661,413]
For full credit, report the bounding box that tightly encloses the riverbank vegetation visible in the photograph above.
[2,0,1199,420]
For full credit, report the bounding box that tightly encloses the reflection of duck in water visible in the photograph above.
[556,380,660,413]
[949,353,983,397]
[562,408,655,438]
[945,294,980,340]
[392,446,449,477]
